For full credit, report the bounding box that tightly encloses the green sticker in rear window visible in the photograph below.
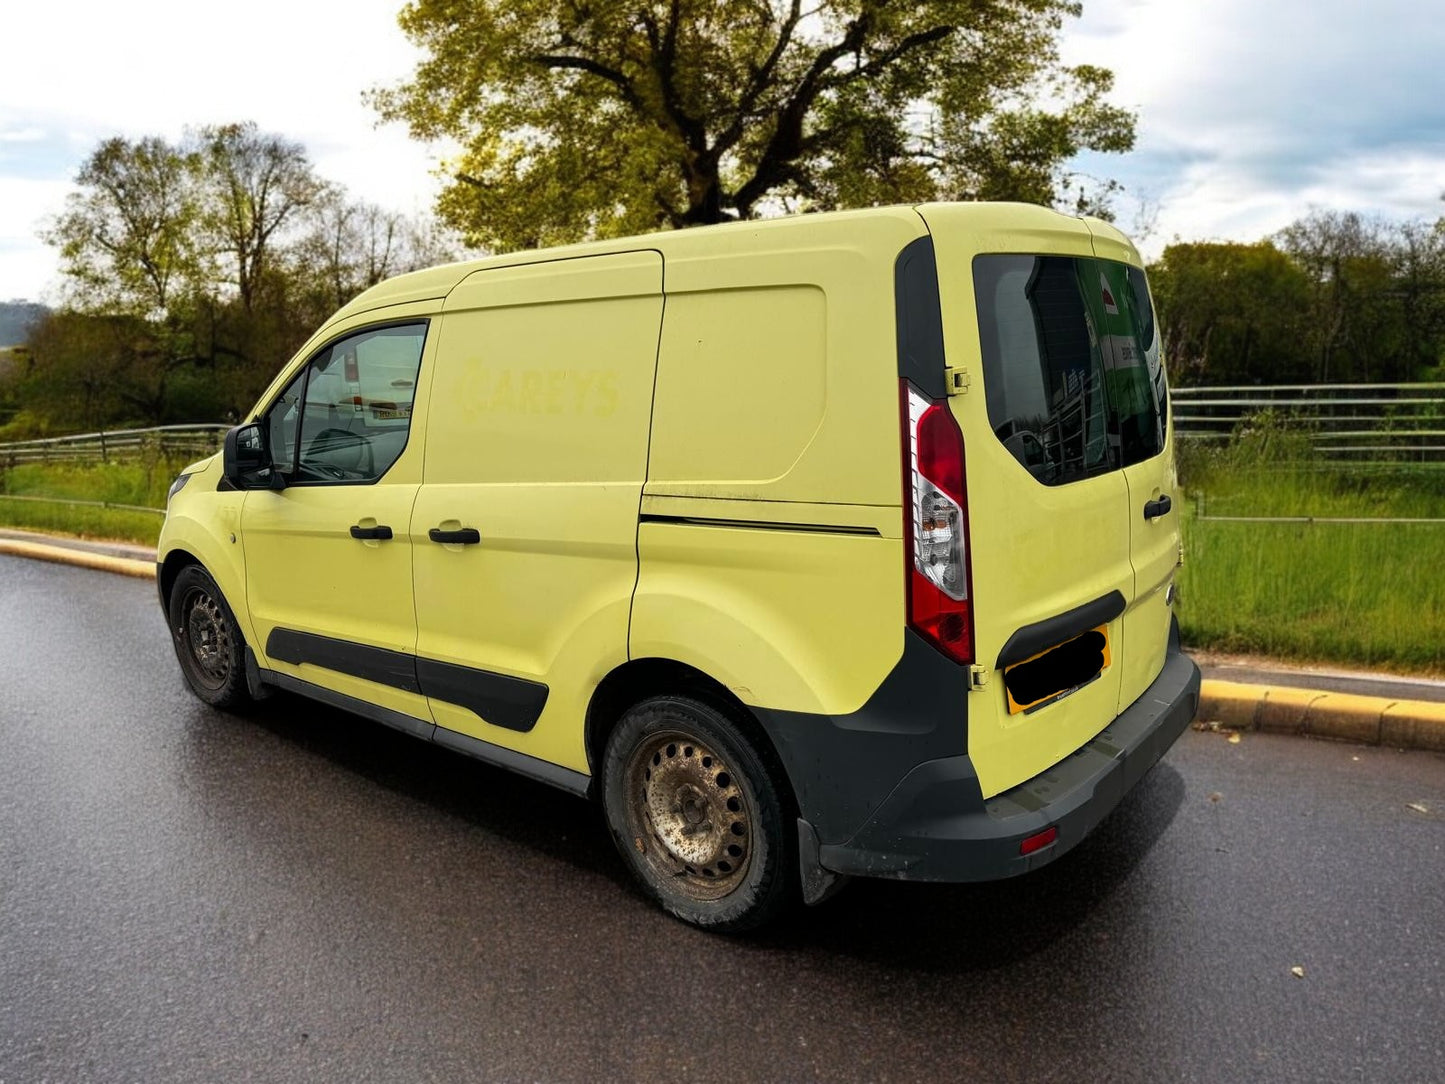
[973,255,1166,485]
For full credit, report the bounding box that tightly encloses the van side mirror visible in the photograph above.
[222,422,284,490]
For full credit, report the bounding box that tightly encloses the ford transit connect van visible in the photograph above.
[160,203,1200,931]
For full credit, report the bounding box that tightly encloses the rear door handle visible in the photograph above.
[349,524,394,540]
[428,527,481,545]
[1143,494,1172,521]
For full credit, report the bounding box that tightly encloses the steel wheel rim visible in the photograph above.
[181,586,231,690]
[623,729,753,901]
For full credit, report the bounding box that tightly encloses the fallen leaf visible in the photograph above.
[1208,791,1224,804]
[1290,966,1305,979]
[1407,802,1430,815]
[1227,732,1242,744]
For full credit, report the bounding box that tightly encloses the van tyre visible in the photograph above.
[168,565,252,711]
[602,696,797,932]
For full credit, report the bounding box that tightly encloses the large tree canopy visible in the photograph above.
[371,0,1136,250]
[1149,211,1445,386]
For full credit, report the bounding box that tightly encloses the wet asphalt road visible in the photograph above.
[2,556,1443,1084]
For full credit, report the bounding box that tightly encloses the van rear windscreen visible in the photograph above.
[973,255,1166,485]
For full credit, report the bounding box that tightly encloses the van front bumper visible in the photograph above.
[814,647,1200,883]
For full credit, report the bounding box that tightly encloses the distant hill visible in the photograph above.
[0,301,48,347]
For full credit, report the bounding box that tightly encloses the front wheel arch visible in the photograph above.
[166,562,253,712]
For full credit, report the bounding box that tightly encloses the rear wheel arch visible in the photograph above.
[584,658,797,814]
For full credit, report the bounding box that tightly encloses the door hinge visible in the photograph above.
[944,365,970,395]
[968,665,989,689]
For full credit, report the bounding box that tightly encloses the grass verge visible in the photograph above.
[1176,424,1445,674]
[0,460,175,547]
[1177,509,1445,674]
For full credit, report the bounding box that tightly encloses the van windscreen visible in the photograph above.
[973,255,1165,485]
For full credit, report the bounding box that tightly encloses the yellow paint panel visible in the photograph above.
[412,251,664,769]
[648,285,827,486]
[646,211,923,508]
[159,454,252,643]
[631,522,903,715]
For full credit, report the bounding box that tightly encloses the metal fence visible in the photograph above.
[1172,383,1445,463]
[0,424,228,466]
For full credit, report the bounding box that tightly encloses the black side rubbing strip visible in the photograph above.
[894,234,947,400]
[638,513,880,537]
[995,590,1126,670]
[265,628,422,694]
[415,658,549,733]
[1003,630,1107,708]
[265,628,550,732]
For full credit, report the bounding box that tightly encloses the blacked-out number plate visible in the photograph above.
[1004,625,1111,715]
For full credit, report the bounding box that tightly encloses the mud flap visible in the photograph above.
[798,819,849,906]
[244,646,274,702]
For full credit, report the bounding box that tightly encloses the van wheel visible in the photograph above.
[168,565,251,711]
[602,696,796,932]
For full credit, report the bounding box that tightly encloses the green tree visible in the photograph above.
[1149,241,1314,385]
[199,122,328,313]
[371,0,1136,250]
[1151,214,1445,387]
[44,136,204,317]
[34,125,458,429]
[1277,210,1444,383]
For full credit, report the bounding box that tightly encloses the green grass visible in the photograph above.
[1178,511,1445,674]
[0,500,163,546]
[1175,426,1445,674]
[0,460,176,546]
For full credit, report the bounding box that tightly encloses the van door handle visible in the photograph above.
[349,524,394,540]
[428,527,481,545]
[1143,494,1172,521]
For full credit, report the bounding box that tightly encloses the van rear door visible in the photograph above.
[1087,224,1178,713]
[918,205,1134,799]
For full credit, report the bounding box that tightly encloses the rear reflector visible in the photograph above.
[1020,826,1058,856]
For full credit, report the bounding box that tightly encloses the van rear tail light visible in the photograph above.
[902,382,975,664]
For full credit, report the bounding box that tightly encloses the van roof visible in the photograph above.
[334,201,1100,320]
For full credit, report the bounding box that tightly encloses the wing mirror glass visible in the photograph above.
[222,422,285,490]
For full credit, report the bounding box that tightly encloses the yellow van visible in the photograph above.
[159,202,1200,931]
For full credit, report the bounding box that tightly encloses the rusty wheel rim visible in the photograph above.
[181,587,231,690]
[623,730,752,902]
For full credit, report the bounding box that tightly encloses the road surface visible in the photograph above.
[2,555,1442,1083]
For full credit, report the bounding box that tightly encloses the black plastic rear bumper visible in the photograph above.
[816,645,1200,882]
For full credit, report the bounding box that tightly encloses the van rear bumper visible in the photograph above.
[814,646,1200,883]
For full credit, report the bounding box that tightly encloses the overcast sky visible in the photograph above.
[2,0,1442,301]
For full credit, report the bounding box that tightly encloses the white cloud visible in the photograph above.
[1063,0,1445,256]
[0,0,443,299]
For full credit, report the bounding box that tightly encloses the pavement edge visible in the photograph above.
[1198,679,1445,754]
[0,538,157,580]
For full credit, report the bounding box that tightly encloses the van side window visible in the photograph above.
[266,368,307,475]
[1099,262,1165,466]
[263,322,427,485]
[974,255,1164,483]
[1126,264,1168,440]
